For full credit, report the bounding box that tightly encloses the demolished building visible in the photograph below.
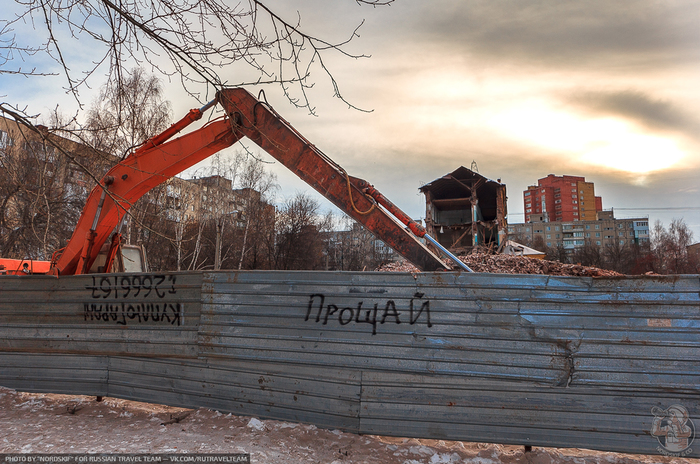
[420,166,507,253]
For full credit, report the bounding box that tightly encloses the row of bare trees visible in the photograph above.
[0,125,392,272]
[517,218,698,275]
[2,0,393,268]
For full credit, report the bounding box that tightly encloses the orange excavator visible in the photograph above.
[1,88,472,276]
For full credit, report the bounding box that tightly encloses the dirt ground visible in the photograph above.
[1,387,697,464]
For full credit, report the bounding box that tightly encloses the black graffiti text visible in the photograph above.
[305,293,431,335]
[84,302,183,326]
[86,274,177,299]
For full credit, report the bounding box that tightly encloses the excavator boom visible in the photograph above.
[217,88,449,271]
[52,117,241,275]
[51,88,450,275]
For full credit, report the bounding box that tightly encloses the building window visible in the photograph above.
[525,191,531,196]
[596,241,601,245]
[547,234,551,239]
[555,226,560,231]
[596,232,601,237]
[546,226,551,231]
[0,130,12,149]
[595,225,600,230]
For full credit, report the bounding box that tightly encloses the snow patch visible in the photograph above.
[246,418,266,431]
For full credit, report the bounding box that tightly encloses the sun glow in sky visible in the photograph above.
[488,106,687,173]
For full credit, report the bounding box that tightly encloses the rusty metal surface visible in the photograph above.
[1,270,699,456]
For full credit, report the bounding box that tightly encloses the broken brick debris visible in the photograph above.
[378,253,623,277]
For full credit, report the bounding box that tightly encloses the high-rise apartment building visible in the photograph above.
[508,212,650,250]
[523,174,603,223]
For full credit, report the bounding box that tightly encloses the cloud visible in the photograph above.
[410,0,700,69]
[566,89,700,137]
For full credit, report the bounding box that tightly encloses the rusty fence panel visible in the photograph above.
[0,270,699,457]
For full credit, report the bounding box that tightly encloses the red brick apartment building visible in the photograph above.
[523,174,603,223]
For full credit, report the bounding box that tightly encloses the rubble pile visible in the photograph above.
[378,253,623,277]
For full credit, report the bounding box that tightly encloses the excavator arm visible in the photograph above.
[52,88,456,275]
[52,113,241,275]
[217,88,451,272]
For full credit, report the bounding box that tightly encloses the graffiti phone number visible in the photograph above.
[86,275,177,299]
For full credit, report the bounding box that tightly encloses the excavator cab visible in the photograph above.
[88,242,148,273]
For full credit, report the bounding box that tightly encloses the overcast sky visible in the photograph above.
[3,0,700,238]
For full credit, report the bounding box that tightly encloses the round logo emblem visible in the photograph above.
[651,404,695,456]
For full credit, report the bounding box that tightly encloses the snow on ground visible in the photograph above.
[0,387,696,464]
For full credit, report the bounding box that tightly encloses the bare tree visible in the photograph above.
[80,68,174,248]
[4,1,391,112]
[197,160,240,271]
[0,120,85,259]
[651,218,695,274]
[0,20,50,78]
[85,68,172,159]
[573,239,603,268]
[235,155,278,270]
[325,214,393,271]
[274,192,331,270]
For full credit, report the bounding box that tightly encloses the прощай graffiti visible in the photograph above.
[305,293,431,335]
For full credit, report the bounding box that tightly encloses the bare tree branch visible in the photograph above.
[7,0,387,112]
